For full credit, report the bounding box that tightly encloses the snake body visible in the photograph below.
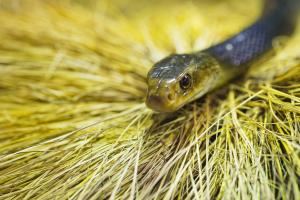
[146,0,299,112]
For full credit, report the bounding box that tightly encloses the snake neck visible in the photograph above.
[192,52,243,96]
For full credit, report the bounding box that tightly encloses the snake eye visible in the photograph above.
[179,74,192,91]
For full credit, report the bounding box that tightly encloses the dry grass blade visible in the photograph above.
[0,0,299,199]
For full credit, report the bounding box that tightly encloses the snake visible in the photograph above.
[146,0,299,112]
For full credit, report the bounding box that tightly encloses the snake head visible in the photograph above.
[146,53,221,112]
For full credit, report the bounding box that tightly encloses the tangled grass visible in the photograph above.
[0,0,299,199]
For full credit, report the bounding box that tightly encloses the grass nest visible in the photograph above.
[0,0,299,199]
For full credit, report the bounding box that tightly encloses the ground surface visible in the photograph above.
[0,0,299,199]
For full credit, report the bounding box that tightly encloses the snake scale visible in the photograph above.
[146,0,299,112]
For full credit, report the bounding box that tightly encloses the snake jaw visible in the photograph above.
[146,82,178,112]
[146,94,173,112]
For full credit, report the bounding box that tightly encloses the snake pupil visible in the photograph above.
[180,74,192,90]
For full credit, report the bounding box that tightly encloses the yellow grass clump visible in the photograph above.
[0,0,299,199]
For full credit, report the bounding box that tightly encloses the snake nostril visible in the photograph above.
[167,92,175,102]
[167,93,175,102]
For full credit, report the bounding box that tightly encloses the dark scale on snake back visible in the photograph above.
[206,0,297,67]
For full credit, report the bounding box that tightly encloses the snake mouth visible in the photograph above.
[146,94,176,112]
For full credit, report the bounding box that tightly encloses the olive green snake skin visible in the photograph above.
[146,0,299,112]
